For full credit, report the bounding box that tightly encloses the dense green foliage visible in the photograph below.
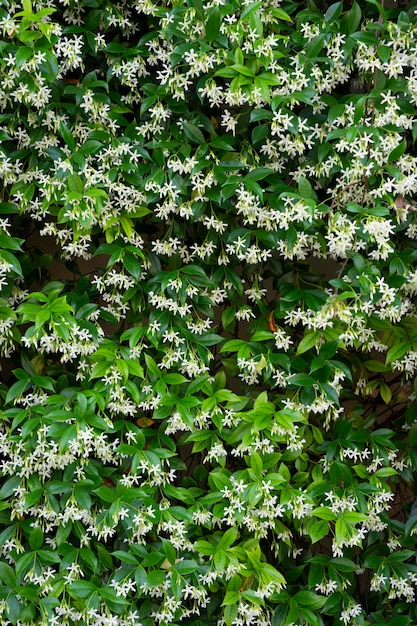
[1,0,417,623]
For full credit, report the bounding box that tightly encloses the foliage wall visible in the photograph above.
[1,0,417,624]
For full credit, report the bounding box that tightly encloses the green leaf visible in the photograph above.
[175,559,198,574]
[250,452,263,477]
[15,47,32,67]
[387,618,412,626]
[296,332,320,355]
[343,512,367,523]
[230,63,255,77]
[194,333,223,346]
[0,234,23,251]
[29,527,44,551]
[311,506,337,521]
[162,373,188,384]
[245,167,273,181]
[320,383,339,405]
[377,44,391,64]
[162,539,176,566]
[123,252,142,279]
[351,31,379,46]
[0,250,22,276]
[244,178,263,199]
[210,136,237,150]
[374,467,397,478]
[330,557,357,572]
[259,563,286,586]
[214,550,227,571]
[241,1,262,20]
[100,587,130,606]
[79,140,104,155]
[194,540,215,556]
[294,591,325,610]
[251,331,275,342]
[270,7,292,22]
[335,519,348,545]
[7,596,21,624]
[386,342,409,365]
[5,379,30,404]
[219,526,238,550]
[74,486,92,509]
[252,124,269,145]
[127,206,151,219]
[67,173,84,194]
[310,520,329,543]
[222,305,236,330]
[68,581,98,599]
[222,590,239,606]
[220,339,246,353]
[0,476,21,499]
[183,121,205,144]
[380,381,392,404]
[205,7,220,42]
[288,373,315,386]
[93,482,115,503]
[363,359,391,372]
[342,1,361,34]
[215,67,239,79]
[224,603,238,626]
[120,216,134,238]
[388,139,407,163]
[319,340,338,360]
[364,0,386,18]
[112,551,138,565]
[60,123,75,151]
[324,1,343,23]
[0,562,16,588]
[241,589,265,605]
[224,267,244,295]
[298,176,316,200]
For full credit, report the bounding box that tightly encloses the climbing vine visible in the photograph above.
[0,0,417,624]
